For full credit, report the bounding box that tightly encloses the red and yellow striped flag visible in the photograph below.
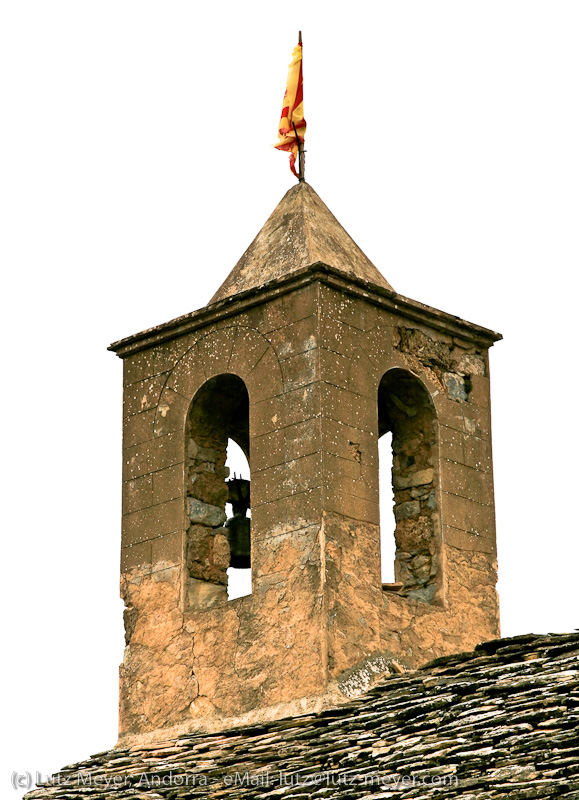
[274,36,306,178]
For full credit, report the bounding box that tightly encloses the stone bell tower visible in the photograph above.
[110,182,500,743]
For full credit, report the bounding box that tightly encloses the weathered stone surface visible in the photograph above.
[186,498,226,527]
[122,606,138,645]
[210,182,393,303]
[394,499,421,520]
[122,498,184,546]
[187,577,227,608]
[443,371,470,401]
[111,185,500,744]
[212,533,230,571]
[394,467,434,489]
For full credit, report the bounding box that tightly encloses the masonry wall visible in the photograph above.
[118,278,499,742]
[120,284,328,740]
[316,284,499,681]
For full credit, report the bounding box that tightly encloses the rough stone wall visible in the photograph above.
[317,284,498,675]
[119,285,328,741]
[118,279,499,743]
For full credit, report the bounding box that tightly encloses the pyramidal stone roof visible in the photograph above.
[26,632,579,799]
[210,181,394,303]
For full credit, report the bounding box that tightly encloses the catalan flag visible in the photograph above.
[274,35,306,179]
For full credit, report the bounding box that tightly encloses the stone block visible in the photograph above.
[463,403,491,440]
[348,345,381,399]
[393,468,434,490]
[187,524,210,562]
[253,286,318,333]
[187,578,228,609]
[152,464,184,505]
[165,343,206,399]
[252,487,322,536]
[442,460,493,506]
[122,474,153,515]
[123,350,156,387]
[122,498,185,547]
[153,335,196,376]
[123,374,167,416]
[445,526,497,555]
[443,372,469,402]
[268,314,317,361]
[320,316,353,356]
[280,349,319,392]
[186,497,227,527]
[320,383,376,433]
[362,323,397,370]
[245,347,283,401]
[251,428,285,472]
[123,409,155,449]
[468,375,491,407]
[151,531,183,567]
[229,327,270,376]
[188,471,228,507]
[252,383,318,437]
[323,512,381,587]
[394,500,421,520]
[324,489,380,525]
[284,417,321,462]
[463,435,493,473]
[440,492,495,539]
[121,540,152,572]
[252,452,322,506]
[197,327,237,378]
[212,533,231,571]
[320,284,378,331]
[280,284,318,326]
[324,451,378,499]
[254,295,285,333]
[319,348,351,391]
[122,433,184,481]
[436,396,468,434]
[439,425,465,464]
[322,418,378,468]
[153,389,190,437]
[455,352,486,377]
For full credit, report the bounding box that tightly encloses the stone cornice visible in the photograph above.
[109,263,502,358]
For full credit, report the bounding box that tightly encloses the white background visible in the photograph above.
[2,2,578,796]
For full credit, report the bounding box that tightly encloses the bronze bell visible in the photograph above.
[225,477,251,569]
[227,476,250,516]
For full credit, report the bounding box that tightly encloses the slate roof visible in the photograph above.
[209,182,394,303]
[26,632,579,799]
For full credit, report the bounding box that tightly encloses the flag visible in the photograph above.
[274,36,306,178]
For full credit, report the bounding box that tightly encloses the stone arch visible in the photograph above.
[378,368,441,604]
[163,326,283,404]
[184,373,251,609]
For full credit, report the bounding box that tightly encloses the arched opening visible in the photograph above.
[378,369,440,603]
[185,374,251,608]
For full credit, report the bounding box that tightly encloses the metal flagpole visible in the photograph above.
[294,31,305,182]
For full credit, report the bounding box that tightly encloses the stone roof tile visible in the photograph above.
[26,631,579,799]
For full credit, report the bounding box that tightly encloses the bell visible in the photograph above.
[225,515,251,569]
[225,477,251,568]
[227,477,250,516]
